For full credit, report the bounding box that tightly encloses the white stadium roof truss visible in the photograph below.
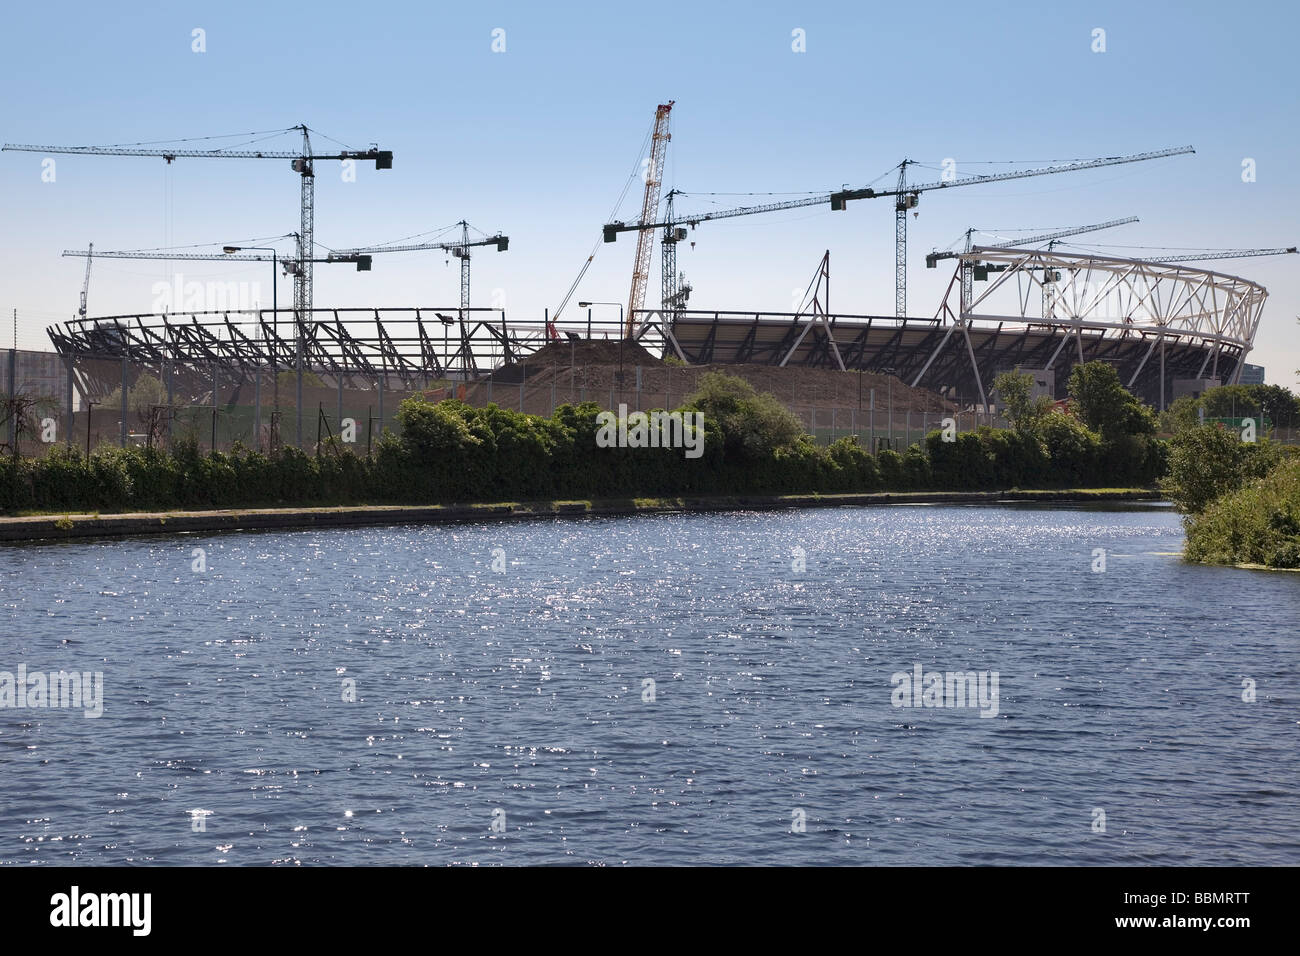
[916,246,1267,407]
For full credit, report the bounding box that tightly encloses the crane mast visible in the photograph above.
[78,242,93,317]
[456,221,471,328]
[894,161,914,316]
[294,126,314,368]
[660,189,691,320]
[626,102,673,338]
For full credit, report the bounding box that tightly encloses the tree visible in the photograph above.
[276,369,327,392]
[1245,384,1300,429]
[1158,384,1300,436]
[684,372,806,460]
[992,370,1051,431]
[102,372,166,416]
[1067,362,1137,437]
[1158,394,1201,435]
[1037,411,1101,486]
[1159,424,1282,514]
[1200,384,1260,420]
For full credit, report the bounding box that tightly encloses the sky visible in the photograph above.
[1,0,1297,386]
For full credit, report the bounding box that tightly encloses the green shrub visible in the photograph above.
[828,436,880,492]
[683,372,805,462]
[1160,425,1282,514]
[1184,457,1300,568]
[876,449,905,489]
[1037,412,1101,487]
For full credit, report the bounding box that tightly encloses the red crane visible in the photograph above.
[624,102,673,337]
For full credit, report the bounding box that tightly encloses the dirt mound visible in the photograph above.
[465,345,954,420]
[517,338,662,370]
[695,362,953,414]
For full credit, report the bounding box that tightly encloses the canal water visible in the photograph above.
[1,503,1296,865]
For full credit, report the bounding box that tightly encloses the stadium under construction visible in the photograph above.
[4,109,1289,450]
[45,240,1267,413]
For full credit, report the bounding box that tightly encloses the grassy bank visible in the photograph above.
[0,489,1163,543]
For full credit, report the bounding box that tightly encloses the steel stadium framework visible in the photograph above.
[45,248,1266,411]
[657,248,1266,408]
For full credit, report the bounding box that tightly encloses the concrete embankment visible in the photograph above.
[0,490,1163,543]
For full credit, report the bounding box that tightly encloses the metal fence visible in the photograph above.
[453,355,995,450]
[1,347,436,458]
[0,345,1008,459]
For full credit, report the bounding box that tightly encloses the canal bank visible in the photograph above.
[0,489,1162,543]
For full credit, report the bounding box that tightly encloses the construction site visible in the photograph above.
[2,107,1293,457]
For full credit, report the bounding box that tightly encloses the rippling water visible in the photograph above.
[1,503,1296,865]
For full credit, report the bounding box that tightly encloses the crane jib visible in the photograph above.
[0,144,392,168]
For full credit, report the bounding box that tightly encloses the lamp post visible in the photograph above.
[577,302,623,341]
[881,367,897,449]
[85,400,99,459]
[224,244,278,450]
[580,301,631,406]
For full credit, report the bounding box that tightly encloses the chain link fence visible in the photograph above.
[4,345,1013,458]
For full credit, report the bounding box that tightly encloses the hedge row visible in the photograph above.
[0,395,1161,515]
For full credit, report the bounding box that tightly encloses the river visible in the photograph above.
[1,503,1296,865]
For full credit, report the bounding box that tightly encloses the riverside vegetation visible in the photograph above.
[2,364,1168,515]
[6,362,1294,568]
[1149,368,1300,569]
[1161,421,1300,569]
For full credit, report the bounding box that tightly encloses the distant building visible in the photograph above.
[1239,364,1265,385]
[7,349,67,402]
[1172,378,1220,401]
[993,366,1054,404]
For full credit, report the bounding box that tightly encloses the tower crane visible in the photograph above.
[1126,246,1296,263]
[61,241,373,359]
[604,146,1193,333]
[61,242,372,360]
[78,242,93,318]
[328,221,507,317]
[62,240,375,450]
[926,216,1140,312]
[64,246,372,268]
[624,102,673,337]
[607,188,847,336]
[830,148,1192,316]
[4,125,392,335]
[329,221,508,377]
[925,217,1141,267]
[659,189,693,322]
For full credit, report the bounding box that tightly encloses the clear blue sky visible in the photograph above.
[2,0,1297,385]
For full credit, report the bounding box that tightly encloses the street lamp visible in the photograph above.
[577,301,623,340]
[223,244,278,351]
[224,243,280,451]
[881,367,897,449]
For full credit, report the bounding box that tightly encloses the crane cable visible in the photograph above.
[551,119,656,326]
